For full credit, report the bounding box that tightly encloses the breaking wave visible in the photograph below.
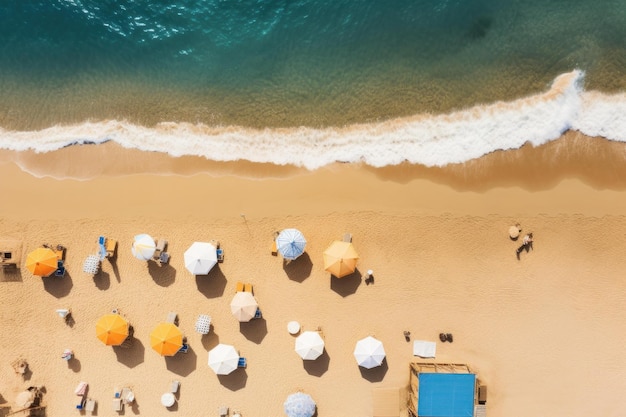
[0,70,624,170]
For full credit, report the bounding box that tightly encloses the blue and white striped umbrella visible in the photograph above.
[284,392,316,417]
[276,229,307,261]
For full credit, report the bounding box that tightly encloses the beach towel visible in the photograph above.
[412,340,436,358]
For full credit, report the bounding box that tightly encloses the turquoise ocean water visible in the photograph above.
[0,0,625,168]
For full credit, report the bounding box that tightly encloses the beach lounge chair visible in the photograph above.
[178,343,189,354]
[76,398,85,410]
[85,398,96,414]
[112,398,123,412]
[478,385,487,404]
[271,240,278,256]
[166,312,178,324]
[254,308,262,319]
[236,281,245,292]
[170,380,180,394]
[154,239,167,260]
[343,233,352,243]
[238,357,247,368]
[121,388,134,404]
[159,251,170,264]
[244,283,253,294]
[217,248,224,262]
[219,405,229,417]
[54,260,66,277]
[74,381,88,396]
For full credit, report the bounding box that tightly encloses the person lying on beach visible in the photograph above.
[516,233,533,259]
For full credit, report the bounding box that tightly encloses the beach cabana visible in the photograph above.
[276,229,307,261]
[295,331,324,360]
[354,336,386,369]
[323,240,359,278]
[132,234,156,261]
[96,313,130,346]
[25,247,58,277]
[284,392,316,417]
[150,323,183,356]
[408,363,479,417]
[230,291,259,322]
[184,241,218,275]
[208,343,239,375]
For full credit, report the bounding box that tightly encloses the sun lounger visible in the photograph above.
[219,406,229,417]
[154,239,167,259]
[244,283,253,294]
[74,381,88,396]
[254,308,262,319]
[236,282,245,292]
[478,385,487,404]
[166,312,178,324]
[217,248,224,262]
[54,245,66,260]
[178,343,189,354]
[54,260,66,277]
[105,238,117,258]
[238,357,247,368]
[271,240,278,256]
[121,388,134,404]
[159,251,170,264]
[112,398,123,412]
[76,398,85,410]
[343,233,352,243]
[85,398,96,413]
[170,380,180,394]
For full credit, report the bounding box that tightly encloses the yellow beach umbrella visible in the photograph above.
[150,323,183,356]
[323,240,359,278]
[25,247,58,277]
[96,314,129,346]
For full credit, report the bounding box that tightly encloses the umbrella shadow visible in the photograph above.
[330,269,362,297]
[239,318,268,344]
[283,253,313,282]
[0,268,23,282]
[42,272,73,298]
[148,262,177,287]
[165,347,197,377]
[359,358,389,382]
[303,350,330,377]
[201,329,221,351]
[195,267,227,298]
[217,369,248,391]
[67,357,81,373]
[113,336,145,369]
[93,269,111,290]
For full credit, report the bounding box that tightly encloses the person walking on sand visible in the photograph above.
[516,233,533,260]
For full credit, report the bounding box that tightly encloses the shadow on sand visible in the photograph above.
[330,269,362,297]
[113,337,146,369]
[303,350,330,377]
[217,369,248,391]
[195,267,227,298]
[359,359,389,382]
[239,317,268,344]
[283,253,313,282]
[165,346,197,377]
[42,272,73,298]
[148,262,177,287]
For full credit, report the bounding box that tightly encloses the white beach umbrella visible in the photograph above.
[353,336,386,369]
[230,291,259,322]
[208,343,240,375]
[295,331,324,360]
[184,241,218,275]
[83,254,100,275]
[276,229,307,261]
[284,392,316,417]
[132,234,156,261]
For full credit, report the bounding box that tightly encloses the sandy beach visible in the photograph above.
[2,134,626,417]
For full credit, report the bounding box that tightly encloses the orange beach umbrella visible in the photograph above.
[96,314,129,346]
[323,241,359,278]
[25,247,58,277]
[150,323,183,356]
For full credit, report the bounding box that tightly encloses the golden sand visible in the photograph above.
[1,135,626,416]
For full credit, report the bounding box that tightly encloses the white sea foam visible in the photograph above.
[0,70,624,170]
